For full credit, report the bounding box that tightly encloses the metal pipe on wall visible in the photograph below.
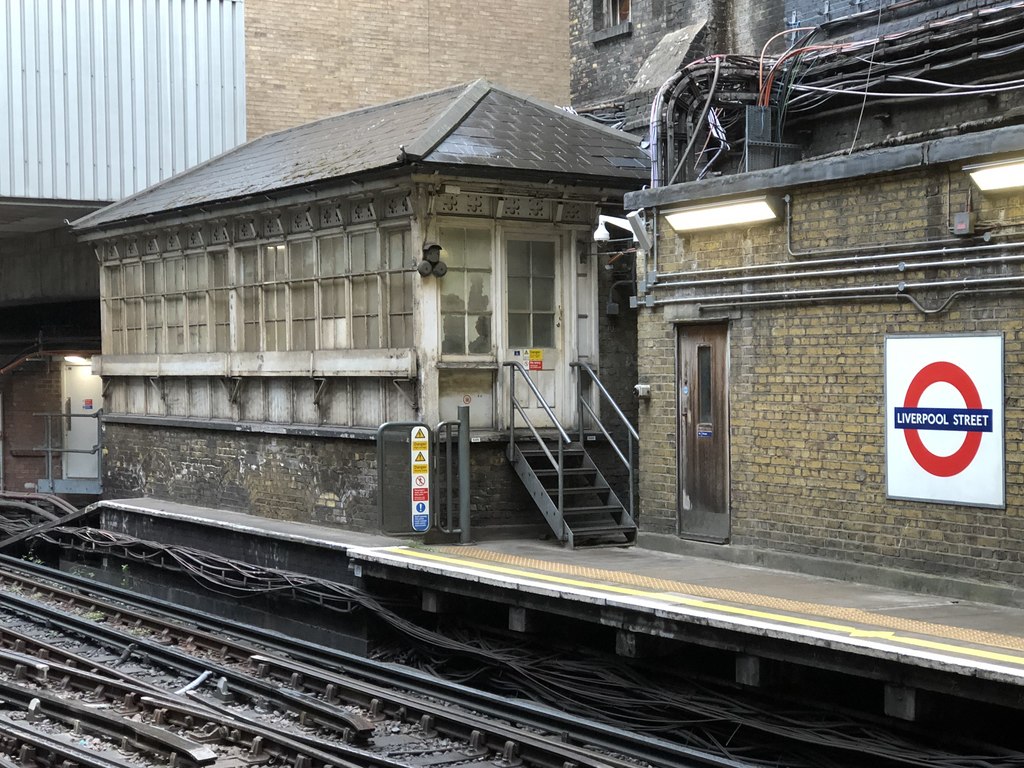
[653,272,1024,308]
[654,249,1024,290]
[654,232,1021,285]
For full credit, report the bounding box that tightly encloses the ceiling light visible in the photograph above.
[665,196,781,232]
[964,157,1024,192]
[63,355,90,365]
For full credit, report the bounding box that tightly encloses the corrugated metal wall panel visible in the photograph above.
[0,0,245,203]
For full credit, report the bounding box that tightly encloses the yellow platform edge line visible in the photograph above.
[385,547,1024,668]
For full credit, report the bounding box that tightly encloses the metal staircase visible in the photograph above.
[504,361,638,548]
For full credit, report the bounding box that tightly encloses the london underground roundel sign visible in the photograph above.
[885,335,1004,508]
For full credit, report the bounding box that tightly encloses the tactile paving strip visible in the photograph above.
[434,546,1024,653]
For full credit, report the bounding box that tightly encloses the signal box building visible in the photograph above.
[622,2,1024,594]
[73,81,649,543]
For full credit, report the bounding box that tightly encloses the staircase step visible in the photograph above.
[533,467,593,477]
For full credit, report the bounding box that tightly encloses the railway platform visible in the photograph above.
[20,497,1024,725]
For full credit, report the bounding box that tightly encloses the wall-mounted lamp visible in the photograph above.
[664,195,781,232]
[964,156,1024,192]
[63,355,91,365]
[594,212,652,251]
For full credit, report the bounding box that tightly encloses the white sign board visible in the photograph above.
[885,334,1004,507]
[410,426,430,532]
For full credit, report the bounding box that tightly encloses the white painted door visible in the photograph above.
[62,362,103,479]
[504,237,563,428]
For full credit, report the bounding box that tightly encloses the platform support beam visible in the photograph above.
[885,684,917,721]
[508,606,537,633]
[421,589,448,614]
[735,654,761,687]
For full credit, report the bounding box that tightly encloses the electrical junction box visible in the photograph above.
[953,212,976,236]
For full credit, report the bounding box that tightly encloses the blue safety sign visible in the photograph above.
[412,514,429,532]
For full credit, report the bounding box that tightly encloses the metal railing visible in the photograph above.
[572,361,639,522]
[503,361,572,534]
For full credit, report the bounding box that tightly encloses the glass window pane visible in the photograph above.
[442,314,466,355]
[532,315,554,348]
[534,276,555,311]
[105,266,123,298]
[385,229,410,270]
[467,314,490,354]
[210,251,228,288]
[291,240,315,279]
[165,259,184,292]
[364,233,380,271]
[352,277,371,314]
[263,245,286,281]
[508,314,529,347]
[532,242,556,275]
[466,228,491,269]
[144,261,161,294]
[441,274,467,312]
[186,254,205,290]
[239,247,259,284]
[698,345,713,423]
[467,273,490,313]
[439,227,465,268]
[507,241,530,275]
[508,277,530,311]
[319,235,346,276]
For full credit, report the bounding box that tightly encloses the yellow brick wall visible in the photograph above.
[245,0,570,140]
[638,169,1024,586]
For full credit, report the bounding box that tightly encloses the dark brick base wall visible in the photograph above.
[102,422,550,536]
[2,362,61,492]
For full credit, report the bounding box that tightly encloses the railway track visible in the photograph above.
[0,554,745,768]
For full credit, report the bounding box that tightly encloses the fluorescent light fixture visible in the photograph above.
[964,156,1024,192]
[63,355,90,365]
[665,196,780,232]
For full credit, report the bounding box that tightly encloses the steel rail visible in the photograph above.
[0,715,143,768]
[0,569,631,768]
[0,555,754,768]
[0,679,216,767]
[0,588,377,743]
[0,640,392,768]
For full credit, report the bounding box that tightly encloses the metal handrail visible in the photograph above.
[435,419,461,535]
[571,361,639,522]
[504,361,571,541]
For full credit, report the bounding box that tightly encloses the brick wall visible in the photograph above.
[103,422,548,537]
[1,362,62,492]
[245,0,570,139]
[636,168,1024,587]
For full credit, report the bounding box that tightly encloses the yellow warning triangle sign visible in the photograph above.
[414,451,427,462]
[414,428,427,439]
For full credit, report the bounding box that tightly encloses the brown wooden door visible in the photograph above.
[677,324,730,542]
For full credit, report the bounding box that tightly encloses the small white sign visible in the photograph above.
[885,334,1004,507]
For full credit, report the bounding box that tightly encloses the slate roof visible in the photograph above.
[74,80,650,231]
